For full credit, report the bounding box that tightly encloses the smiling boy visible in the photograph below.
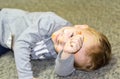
[0,8,111,79]
[51,25,111,76]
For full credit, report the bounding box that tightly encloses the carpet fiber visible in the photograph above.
[0,0,120,79]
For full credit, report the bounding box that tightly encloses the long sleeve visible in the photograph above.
[55,51,75,76]
[13,25,40,79]
[13,17,54,79]
[13,12,72,79]
[13,15,53,79]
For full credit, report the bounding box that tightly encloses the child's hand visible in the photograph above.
[63,35,83,54]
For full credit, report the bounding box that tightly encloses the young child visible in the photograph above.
[52,25,111,76]
[0,8,111,79]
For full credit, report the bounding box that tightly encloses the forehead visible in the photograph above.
[82,28,99,47]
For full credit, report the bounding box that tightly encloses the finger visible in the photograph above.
[70,39,80,50]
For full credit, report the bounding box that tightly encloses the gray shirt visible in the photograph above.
[0,8,75,79]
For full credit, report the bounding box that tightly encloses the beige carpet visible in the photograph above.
[0,0,120,79]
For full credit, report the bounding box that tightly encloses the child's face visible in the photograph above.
[51,25,97,70]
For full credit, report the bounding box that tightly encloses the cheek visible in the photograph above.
[51,32,57,41]
[54,44,64,53]
[51,33,56,40]
[51,31,60,43]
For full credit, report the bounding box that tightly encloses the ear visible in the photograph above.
[75,25,89,29]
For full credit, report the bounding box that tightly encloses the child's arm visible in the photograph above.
[55,35,83,76]
[13,26,39,79]
[13,12,72,79]
[55,50,75,76]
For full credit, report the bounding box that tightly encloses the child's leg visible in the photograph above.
[0,45,11,56]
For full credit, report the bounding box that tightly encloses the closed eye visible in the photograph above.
[70,33,74,37]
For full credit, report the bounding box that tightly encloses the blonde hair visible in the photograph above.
[88,28,111,70]
[75,27,111,70]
